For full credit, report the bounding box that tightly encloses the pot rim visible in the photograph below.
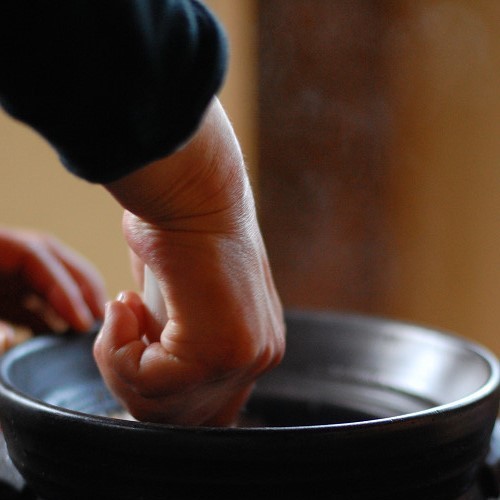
[0,310,498,434]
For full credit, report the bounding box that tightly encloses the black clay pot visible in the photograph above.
[0,310,498,500]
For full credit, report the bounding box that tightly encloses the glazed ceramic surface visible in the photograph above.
[0,311,498,499]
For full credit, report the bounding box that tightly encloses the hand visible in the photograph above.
[94,99,286,426]
[0,228,107,350]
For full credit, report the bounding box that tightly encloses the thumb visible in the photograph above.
[93,292,149,389]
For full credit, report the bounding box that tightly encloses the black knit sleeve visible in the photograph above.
[0,0,228,183]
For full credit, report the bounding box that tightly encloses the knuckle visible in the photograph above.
[210,315,287,380]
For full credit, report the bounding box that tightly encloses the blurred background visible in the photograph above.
[0,0,499,353]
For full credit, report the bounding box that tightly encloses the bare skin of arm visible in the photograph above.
[94,99,286,426]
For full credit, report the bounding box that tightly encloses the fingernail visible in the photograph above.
[116,292,126,303]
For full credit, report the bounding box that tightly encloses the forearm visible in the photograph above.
[104,99,250,232]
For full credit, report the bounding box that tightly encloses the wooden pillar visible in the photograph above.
[257,0,395,313]
[256,1,500,354]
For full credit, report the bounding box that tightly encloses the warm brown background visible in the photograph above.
[0,1,499,354]
[256,0,500,355]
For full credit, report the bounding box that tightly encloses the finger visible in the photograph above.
[0,229,104,332]
[22,295,69,333]
[45,237,107,319]
[0,321,16,353]
[95,291,161,374]
[95,295,199,397]
[93,296,147,392]
[94,291,164,373]
[22,244,95,331]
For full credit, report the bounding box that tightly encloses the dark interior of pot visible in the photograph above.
[246,311,497,426]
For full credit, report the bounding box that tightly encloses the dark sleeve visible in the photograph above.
[0,0,228,183]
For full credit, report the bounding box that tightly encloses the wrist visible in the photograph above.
[104,99,248,231]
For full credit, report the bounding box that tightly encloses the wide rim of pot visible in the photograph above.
[0,310,498,435]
